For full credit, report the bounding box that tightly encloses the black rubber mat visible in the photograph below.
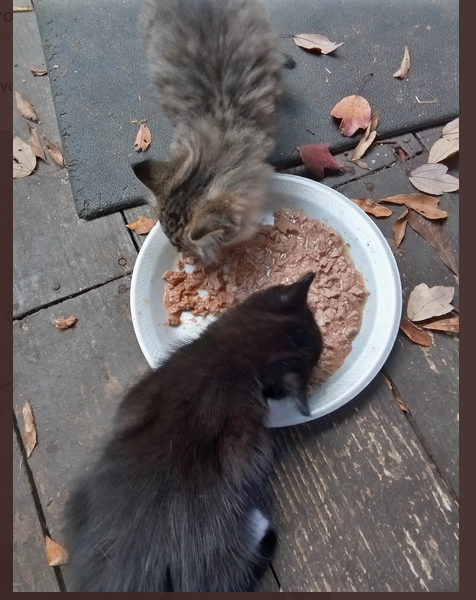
[34,0,458,219]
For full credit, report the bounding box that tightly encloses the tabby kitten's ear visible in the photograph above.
[132,159,173,206]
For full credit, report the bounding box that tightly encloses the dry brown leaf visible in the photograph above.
[45,536,69,567]
[28,126,46,161]
[30,67,48,77]
[293,33,343,55]
[15,92,38,121]
[330,95,372,137]
[393,208,409,247]
[380,193,447,219]
[134,123,152,152]
[22,402,37,458]
[351,130,377,161]
[43,137,65,167]
[297,143,343,178]
[393,45,411,79]
[422,315,459,334]
[409,163,459,195]
[13,137,37,178]
[407,210,458,275]
[351,198,392,218]
[428,118,459,163]
[126,216,157,235]
[399,318,432,347]
[407,283,454,322]
[55,316,78,330]
[381,373,409,413]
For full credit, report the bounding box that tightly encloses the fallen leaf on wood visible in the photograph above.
[409,163,459,195]
[330,95,372,137]
[43,137,65,167]
[351,112,379,161]
[428,118,459,163]
[442,117,459,140]
[399,318,432,347]
[28,126,46,161]
[382,373,409,413]
[407,283,454,322]
[396,148,407,161]
[134,123,152,152]
[30,67,48,77]
[293,33,343,55]
[55,316,78,330]
[407,210,458,275]
[45,536,69,567]
[380,193,447,219]
[353,160,371,170]
[422,315,459,334]
[351,198,392,217]
[15,92,38,121]
[393,45,411,79]
[22,402,37,458]
[13,137,37,178]
[393,208,409,247]
[126,216,157,235]
[297,143,343,178]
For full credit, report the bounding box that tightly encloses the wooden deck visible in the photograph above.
[13,4,459,592]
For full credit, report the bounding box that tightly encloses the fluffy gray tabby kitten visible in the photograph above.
[133,0,283,262]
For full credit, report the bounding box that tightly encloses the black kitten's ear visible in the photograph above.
[281,272,316,306]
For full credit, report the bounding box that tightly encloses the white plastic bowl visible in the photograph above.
[131,174,402,427]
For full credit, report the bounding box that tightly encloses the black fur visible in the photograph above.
[64,274,322,591]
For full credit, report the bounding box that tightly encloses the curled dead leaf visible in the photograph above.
[22,402,37,458]
[422,315,459,334]
[393,208,409,248]
[43,137,65,167]
[15,92,38,122]
[351,129,377,162]
[29,126,46,161]
[409,163,459,195]
[381,373,409,413]
[293,33,343,55]
[13,136,37,179]
[330,95,372,137]
[134,123,152,152]
[30,67,48,77]
[351,198,392,218]
[55,316,78,330]
[399,318,432,347]
[407,283,454,322]
[428,118,459,163]
[407,210,458,275]
[393,46,411,79]
[297,143,343,178]
[45,536,69,567]
[126,216,157,235]
[380,193,447,219]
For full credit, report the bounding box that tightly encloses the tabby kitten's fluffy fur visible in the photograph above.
[133,0,283,262]
[64,274,322,592]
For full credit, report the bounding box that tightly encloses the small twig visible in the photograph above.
[305,129,315,136]
[356,72,373,96]
[415,96,439,104]
[13,6,33,12]
[376,139,398,145]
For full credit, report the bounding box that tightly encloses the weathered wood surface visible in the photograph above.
[13,428,60,592]
[269,376,458,592]
[13,12,137,318]
[337,149,459,496]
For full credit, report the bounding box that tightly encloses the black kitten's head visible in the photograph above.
[224,272,323,416]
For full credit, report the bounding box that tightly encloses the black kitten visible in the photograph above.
[64,273,322,592]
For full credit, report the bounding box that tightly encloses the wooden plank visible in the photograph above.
[13,276,149,589]
[13,12,138,317]
[337,156,459,496]
[269,376,458,592]
[13,427,60,592]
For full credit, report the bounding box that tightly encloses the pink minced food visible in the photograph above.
[163,209,369,386]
